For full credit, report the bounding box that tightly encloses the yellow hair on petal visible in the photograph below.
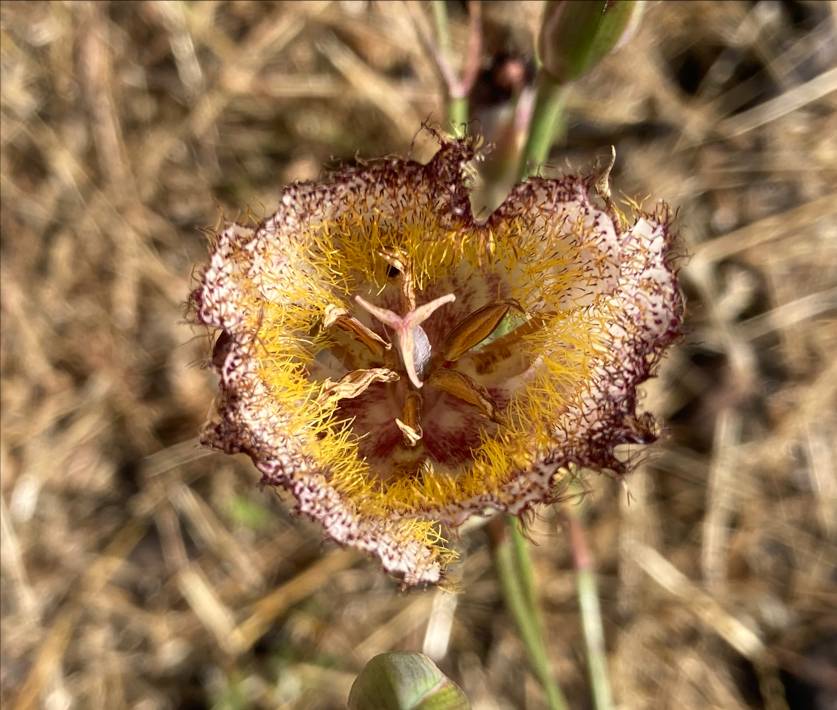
[238,188,610,561]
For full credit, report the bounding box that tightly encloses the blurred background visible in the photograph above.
[1,1,836,708]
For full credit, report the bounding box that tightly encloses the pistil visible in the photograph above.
[354,292,456,388]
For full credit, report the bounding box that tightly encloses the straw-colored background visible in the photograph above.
[2,2,835,708]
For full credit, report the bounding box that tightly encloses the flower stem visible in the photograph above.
[516,71,567,180]
[565,507,614,710]
[432,1,451,57]
[509,516,538,613]
[432,0,472,137]
[489,516,569,710]
[448,95,469,137]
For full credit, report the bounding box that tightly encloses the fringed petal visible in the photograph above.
[192,135,682,585]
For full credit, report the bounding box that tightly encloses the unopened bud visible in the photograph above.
[539,0,645,84]
[348,652,470,709]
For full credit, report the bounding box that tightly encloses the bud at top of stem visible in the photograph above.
[538,0,645,84]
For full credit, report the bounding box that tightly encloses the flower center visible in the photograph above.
[313,259,533,479]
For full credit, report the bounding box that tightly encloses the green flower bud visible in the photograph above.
[539,0,645,84]
[348,652,470,710]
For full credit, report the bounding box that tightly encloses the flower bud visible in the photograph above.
[348,652,469,710]
[539,0,645,84]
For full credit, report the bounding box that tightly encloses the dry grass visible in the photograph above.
[1,2,836,709]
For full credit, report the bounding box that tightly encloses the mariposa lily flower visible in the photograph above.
[192,135,682,585]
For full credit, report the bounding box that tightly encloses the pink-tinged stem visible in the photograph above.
[565,509,614,710]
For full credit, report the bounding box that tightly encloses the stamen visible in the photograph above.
[442,301,522,361]
[395,391,423,447]
[395,418,422,447]
[427,368,497,421]
[378,250,415,311]
[459,317,545,374]
[323,304,391,358]
[317,367,399,405]
[354,293,455,388]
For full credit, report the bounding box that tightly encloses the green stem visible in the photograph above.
[509,516,538,613]
[517,71,567,180]
[490,517,569,710]
[566,509,614,710]
[432,0,451,56]
[433,0,468,135]
[448,95,469,137]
